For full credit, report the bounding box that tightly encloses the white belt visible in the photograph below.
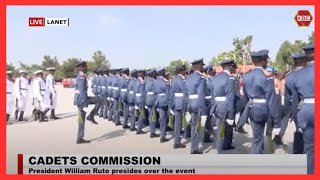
[158,93,166,96]
[93,85,96,87]
[304,98,314,104]
[205,96,212,99]
[147,92,154,95]
[129,91,134,94]
[215,96,226,101]
[98,86,101,88]
[252,98,267,103]
[189,94,198,99]
[102,86,106,89]
[113,87,119,90]
[175,93,183,97]
[107,86,112,89]
[121,89,127,92]
[136,93,141,97]
[75,90,79,94]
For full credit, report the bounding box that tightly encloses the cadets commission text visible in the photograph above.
[28,156,161,165]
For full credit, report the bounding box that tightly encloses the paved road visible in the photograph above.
[6,85,296,174]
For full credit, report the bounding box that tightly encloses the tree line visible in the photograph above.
[6,31,314,78]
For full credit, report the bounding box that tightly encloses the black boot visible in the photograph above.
[18,111,27,121]
[32,109,38,121]
[87,110,98,125]
[273,135,283,145]
[50,109,60,120]
[39,112,46,122]
[6,114,10,122]
[14,110,19,120]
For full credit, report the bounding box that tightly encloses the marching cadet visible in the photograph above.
[119,68,130,128]
[6,71,14,123]
[101,68,108,119]
[184,67,194,139]
[145,69,159,138]
[34,70,48,122]
[203,64,214,143]
[291,44,314,174]
[185,59,207,154]
[135,70,147,134]
[240,50,280,154]
[107,69,115,121]
[154,68,170,142]
[95,69,103,117]
[273,53,308,151]
[169,64,187,148]
[86,69,101,124]
[45,67,60,119]
[234,70,248,134]
[74,61,91,144]
[14,69,29,121]
[113,69,122,125]
[208,60,237,153]
[91,69,98,97]
[128,70,137,131]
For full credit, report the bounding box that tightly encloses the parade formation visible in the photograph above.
[6,44,314,174]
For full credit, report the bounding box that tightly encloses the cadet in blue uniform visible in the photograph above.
[154,68,170,143]
[113,69,122,125]
[101,69,109,119]
[91,69,98,97]
[135,70,147,134]
[96,69,104,117]
[208,60,237,153]
[234,71,248,134]
[184,67,194,138]
[273,53,308,148]
[119,68,130,129]
[85,69,101,124]
[107,69,115,121]
[145,69,160,138]
[240,50,280,154]
[203,64,215,143]
[185,59,207,154]
[291,44,314,174]
[74,61,91,144]
[128,70,138,131]
[169,64,187,148]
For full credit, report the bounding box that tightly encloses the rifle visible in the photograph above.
[265,116,275,154]
[218,113,227,139]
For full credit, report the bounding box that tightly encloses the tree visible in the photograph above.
[308,31,314,44]
[42,55,60,69]
[61,58,82,78]
[166,59,190,75]
[232,35,253,65]
[211,51,237,65]
[6,62,16,72]
[88,50,111,72]
[276,40,307,71]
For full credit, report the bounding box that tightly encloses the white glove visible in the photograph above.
[169,109,174,115]
[186,112,191,123]
[145,106,149,110]
[213,126,218,130]
[134,106,139,110]
[226,119,234,125]
[200,116,207,127]
[273,128,281,135]
[157,108,159,112]
[298,128,303,133]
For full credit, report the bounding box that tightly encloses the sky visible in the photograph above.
[7,6,314,69]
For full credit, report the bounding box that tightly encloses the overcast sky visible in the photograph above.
[7,6,314,69]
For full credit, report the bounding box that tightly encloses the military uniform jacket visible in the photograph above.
[154,76,170,108]
[208,70,236,120]
[119,75,130,103]
[14,76,29,98]
[96,75,103,96]
[74,72,88,108]
[284,67,302,120]
[291,61,314,129]
[127,78,136,105]
[46,74,56,95]
[242,67,280,125]
[91,74,97,95]
[169,74,187,111]
[185,71,207,115]
[145,77,156,107]
[34,77,46,101]
[135,77,146,106]
[101,75,107,98]
[112,74,121,100]
[107,75,114,99]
